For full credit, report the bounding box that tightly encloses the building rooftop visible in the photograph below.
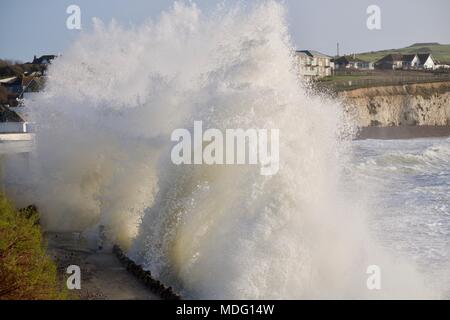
[32,55,57,65]
[417,53,433,64]
[402,54,417,63]
[296,50,332,59]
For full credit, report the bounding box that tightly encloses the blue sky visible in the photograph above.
[1,0,449,62]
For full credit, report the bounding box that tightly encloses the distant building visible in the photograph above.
[0,76,43,96]
[374,54,404,70]
[334,55,373,70]
[32,55,57,65]
[0,75,45,107]
[0,77,23,95]
[436,62,450,70]
[401,54,420,69]
[417,53,437,70]
[375,53,437,70]
[295,50,333,79]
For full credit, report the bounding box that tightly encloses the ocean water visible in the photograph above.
[351,137,450,298]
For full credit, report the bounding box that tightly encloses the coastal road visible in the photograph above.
[45,232,160,300]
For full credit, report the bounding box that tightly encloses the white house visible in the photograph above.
[375,53,438,70]
[417,53,437,70]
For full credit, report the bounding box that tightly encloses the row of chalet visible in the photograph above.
[335,53,447,71]
[32,54,57,65]
[375,53,439,70]
[295,50,449,79]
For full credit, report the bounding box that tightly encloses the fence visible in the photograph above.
[319,73,450,91]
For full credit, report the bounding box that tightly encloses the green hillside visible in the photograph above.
[355,43,450,64]
[0,196,68,300]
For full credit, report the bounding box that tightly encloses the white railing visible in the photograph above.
[0,122,31,133]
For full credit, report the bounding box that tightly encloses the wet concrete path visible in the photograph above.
[45,232,160,300]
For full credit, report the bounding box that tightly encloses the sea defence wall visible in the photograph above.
[339,82,450,127]
[112,245,181,300]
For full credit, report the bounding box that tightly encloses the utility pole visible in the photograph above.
[337,42,340,57]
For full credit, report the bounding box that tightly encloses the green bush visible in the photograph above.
[0,195,67,300]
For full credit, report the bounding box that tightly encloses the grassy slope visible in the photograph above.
[0,196,67,300]
[355,43,450,64]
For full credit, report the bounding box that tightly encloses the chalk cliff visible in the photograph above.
[339,82,450,127]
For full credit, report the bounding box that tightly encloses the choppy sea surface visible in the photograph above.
[352,137,450,297]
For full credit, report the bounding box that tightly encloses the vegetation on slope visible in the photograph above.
[0,59,45,80]
[0,195,67,300]
[355,43,450,63]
